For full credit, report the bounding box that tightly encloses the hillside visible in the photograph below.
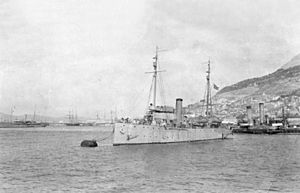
[281,54,300,69]
[217,53,300,98]
[217,65,300,97]
[186,53,300,118]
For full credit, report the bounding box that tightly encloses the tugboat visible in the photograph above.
[113,47,232,145]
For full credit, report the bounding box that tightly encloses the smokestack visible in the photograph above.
[246,106,253,126]
[259,103,264,125]
[265,115,269,125]
[176,98,183,127]
[282,106,285,127]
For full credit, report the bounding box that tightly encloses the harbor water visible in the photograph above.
[0,126,299,193]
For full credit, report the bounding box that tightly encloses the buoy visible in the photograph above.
[80,140,98,147]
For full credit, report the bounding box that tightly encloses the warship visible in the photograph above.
[113,47,232,145]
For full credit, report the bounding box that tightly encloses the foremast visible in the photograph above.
[152,46,158,107]
[146,46,165,111]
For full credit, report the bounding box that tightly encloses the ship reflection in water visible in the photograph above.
[0,127,299,192]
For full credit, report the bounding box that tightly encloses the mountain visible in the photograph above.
[281,54,300,69]
[186,53,300,118]
[217,53,300,97]
[0,112,93,123]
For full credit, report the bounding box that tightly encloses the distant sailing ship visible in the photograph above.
[113,47,232,145]
[65,110,80,126]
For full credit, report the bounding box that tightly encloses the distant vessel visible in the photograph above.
[0,121,31,128]
[0,107,49,128]
[233,104,300,134]
[0,120,49,128]
[113,47,232,145]
[65,123,80,126]
[65,110,80,126]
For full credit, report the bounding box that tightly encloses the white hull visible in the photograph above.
[113,123,232,145]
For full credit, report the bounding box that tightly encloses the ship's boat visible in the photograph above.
[113,47,232,145]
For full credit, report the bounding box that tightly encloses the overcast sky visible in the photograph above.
[0,0,300,118]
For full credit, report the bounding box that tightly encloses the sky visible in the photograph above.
[0,0,300,118]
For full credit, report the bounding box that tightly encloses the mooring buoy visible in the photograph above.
[80,140,98,147]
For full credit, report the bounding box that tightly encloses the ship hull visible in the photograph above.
[65,123,80,126]
[113,123,232,146]
[0,122,49,128]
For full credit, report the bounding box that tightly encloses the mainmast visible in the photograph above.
[68,110,71,123]
[205,59,212,117]
[75,109,78,122]
[33,105,36,121]
[10,106,15,123]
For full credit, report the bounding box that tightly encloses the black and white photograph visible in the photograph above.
[0,0,299,192]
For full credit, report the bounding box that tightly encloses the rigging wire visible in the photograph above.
[96,129,114,142]
[115,62,152,117]
[145,76,155,114]
[131,86,149,116]
[209,85,213,116]
[158,73,170,120]
[158,73,167,106]
[127,74,147,107]
[201,88,207,116]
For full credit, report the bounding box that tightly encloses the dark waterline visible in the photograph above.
[0,127,299,193]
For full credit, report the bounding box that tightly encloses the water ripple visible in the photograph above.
[0,127,299,192]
